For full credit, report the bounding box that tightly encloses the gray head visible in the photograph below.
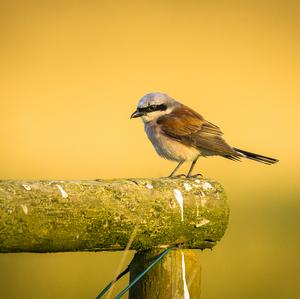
[131,92,178,122]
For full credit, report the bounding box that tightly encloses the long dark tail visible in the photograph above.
[233,148,279,165]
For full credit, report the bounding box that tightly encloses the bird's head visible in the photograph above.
[131,92,178,122]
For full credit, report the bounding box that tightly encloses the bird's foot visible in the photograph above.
[168,174,186,179]
[186,173,202,179]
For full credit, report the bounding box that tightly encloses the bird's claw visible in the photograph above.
[168,174,187,179]
[186,173,202,179]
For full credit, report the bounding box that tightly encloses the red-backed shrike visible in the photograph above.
[131,92,278,177]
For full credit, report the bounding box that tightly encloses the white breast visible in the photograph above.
[144,122,200,162]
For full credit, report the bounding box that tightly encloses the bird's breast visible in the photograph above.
[144,122,200,162]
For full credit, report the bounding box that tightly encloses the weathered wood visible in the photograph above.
[0,178,229,253]
[129,249,201,299]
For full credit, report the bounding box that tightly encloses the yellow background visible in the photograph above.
[0,1,299,298]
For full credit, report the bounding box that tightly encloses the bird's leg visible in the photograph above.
[168,161,184,178]
[186,157,202,178]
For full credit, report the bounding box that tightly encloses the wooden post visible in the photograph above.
[0,178,229,298]
[0,178,229,253]
[129,249,202,299]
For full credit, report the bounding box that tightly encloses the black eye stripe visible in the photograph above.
[138,104,167,113]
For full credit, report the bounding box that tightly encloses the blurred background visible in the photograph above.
[0,0,299,298]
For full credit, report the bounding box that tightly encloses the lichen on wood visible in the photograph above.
[0,178,229,253]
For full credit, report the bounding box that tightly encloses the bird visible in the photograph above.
[131,92,278,178]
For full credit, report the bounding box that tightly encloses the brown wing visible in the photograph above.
[157,105,238,157]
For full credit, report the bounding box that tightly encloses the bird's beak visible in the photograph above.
[130,109,144,119]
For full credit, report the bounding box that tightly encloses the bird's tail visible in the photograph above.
[233,148,279,165]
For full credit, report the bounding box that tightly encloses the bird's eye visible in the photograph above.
[150,105,156,111]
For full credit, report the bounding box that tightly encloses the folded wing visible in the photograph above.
[157,105,240,159]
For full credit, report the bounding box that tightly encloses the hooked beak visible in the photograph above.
[130,109,145,119]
